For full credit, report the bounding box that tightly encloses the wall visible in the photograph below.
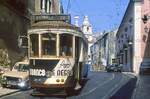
[0,1,30,68]
[141,0,150,61]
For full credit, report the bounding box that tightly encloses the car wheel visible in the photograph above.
[1,84,6,88]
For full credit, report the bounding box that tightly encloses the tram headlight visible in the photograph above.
[18,81,26,88]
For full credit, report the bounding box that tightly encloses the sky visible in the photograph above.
[61,0,130,33]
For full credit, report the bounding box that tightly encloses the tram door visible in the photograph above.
[75,37,82,80]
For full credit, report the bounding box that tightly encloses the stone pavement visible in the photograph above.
[0,87,19,97]
[0,72,137,99]
[132,75,150,99]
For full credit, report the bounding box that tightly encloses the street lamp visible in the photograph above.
[128,41,133,45]
[144,26,150,33]
[142,14,150,24]
[127,38,133,46]
[141,14,150,33]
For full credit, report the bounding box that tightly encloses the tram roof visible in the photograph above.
[30,21,82,32]
[29,21,88,43]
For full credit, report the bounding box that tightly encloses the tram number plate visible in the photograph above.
[30,69,46,76]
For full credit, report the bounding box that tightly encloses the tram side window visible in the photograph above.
[41,33,56,56]
[30,34,39,57]
[60,34,73,56]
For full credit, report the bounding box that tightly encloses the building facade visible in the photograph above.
[116,0,150,74]
[0,0,31,67]
[0,0,63,68]
[107,30,117,65]
[90,41,99,71]
[91,30,116,71]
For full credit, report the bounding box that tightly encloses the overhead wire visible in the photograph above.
[73,0,84,16]
[66,0,71,14]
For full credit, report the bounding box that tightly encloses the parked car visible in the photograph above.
[140,62,150,75]
[1,60,30,90]
[106,64,122,72]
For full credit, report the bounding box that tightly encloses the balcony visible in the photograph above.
[31,14,71,23]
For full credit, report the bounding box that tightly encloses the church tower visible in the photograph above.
[82,16,94,64]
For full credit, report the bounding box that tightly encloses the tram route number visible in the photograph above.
[30,69,46,76]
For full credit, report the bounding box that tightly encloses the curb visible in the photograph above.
[131,76,140,99]
[110,74,137,99]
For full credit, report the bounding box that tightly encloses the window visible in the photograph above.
[125,27,128,32]
[129,18,133,23]
[125,50,128,64]
[121,35,124,38]
[60,34,73,56]
[41,33,56,56]
[18,64,29,72]
[41,0,51,13]
[30,34,39,57]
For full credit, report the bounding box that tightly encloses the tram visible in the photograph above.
[28,14,88,95]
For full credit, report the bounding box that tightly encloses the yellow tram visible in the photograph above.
[28,14,88,95]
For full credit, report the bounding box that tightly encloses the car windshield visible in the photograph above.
[17,64,29,72]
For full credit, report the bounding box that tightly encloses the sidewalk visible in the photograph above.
[132,75,150,99]
[0,87,19,97]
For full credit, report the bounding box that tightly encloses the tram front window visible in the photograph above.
[60,34,73,56]
[30,34,39,57]
[41,33,56,56]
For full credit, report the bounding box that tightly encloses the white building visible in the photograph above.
[81,16,95,64]
[91,30,117,71]
[116,0,150,74]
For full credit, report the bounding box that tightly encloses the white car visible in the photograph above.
[1,60,30,90]
[106,64,122,72]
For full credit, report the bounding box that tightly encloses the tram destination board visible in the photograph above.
[32,14,71,23]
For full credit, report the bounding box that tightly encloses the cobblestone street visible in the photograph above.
[0,71,136,99]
